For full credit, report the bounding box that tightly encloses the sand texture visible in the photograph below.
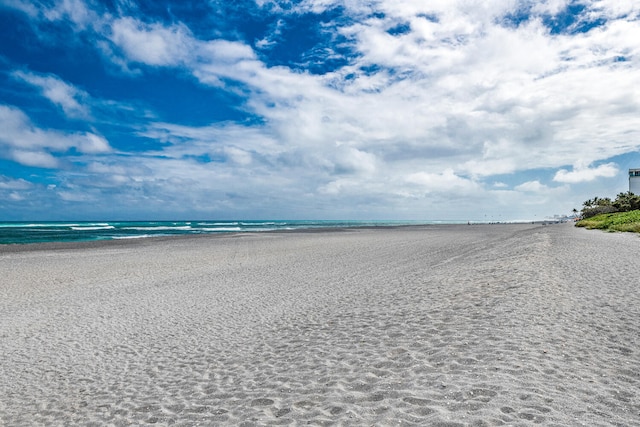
[1,224,639,426]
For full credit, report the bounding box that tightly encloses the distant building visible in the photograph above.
[630,169,640,194]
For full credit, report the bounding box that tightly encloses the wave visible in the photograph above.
[0,223,81,228]
[122,226,193,231]
[70,226,116,231]
[1,222,113,229]
[193,227,242,232]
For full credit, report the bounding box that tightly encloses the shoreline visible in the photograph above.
[0,221,567,253]
[2,223,637,425]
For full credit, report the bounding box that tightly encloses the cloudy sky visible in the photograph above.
[1,0,639,221]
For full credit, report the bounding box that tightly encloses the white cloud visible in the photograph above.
[406,169,480,194]
[77,133,111,153]
[255,19,286,50]
[139,121,284,161]
[553,162,619,183]
[515,180,548,192]
[531,0,572,16]
[109,18,194,66]
[0,0,39,17]
[13,70,91,119]
[89,1,640,218]
[10,150,59,168]
[223,146,253,165]
[332,146,377,175]
[42,0,95,28]
[107,16,263,86]
[8,192,26,201]
[0,104,112,168]
[95,2,640,185]
[57,190,96,202]
[87,162,128,175]
[192,40,261,87]
[0,176,32,190]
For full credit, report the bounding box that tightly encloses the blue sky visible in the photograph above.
[1,0,639,221]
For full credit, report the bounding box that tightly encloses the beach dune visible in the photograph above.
[1,224,639,426]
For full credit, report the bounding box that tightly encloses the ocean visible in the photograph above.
[0,220,465,245]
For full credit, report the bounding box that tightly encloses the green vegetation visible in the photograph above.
[575,192,640,233]
[576,210,640,233]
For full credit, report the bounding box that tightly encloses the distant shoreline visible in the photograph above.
[0,221,570,252]
[0,219,462,246]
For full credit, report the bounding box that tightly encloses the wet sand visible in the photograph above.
[1,223,639,426]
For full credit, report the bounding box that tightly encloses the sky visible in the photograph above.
[1,0,639,221]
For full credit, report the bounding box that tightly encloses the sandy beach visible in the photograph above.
[1,223,639,426]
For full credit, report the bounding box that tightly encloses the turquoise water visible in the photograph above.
[0,220,465,245]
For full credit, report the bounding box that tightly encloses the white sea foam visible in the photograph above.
[122,226,193,231]
[15,223,81,228]
[111,234,153,239]
[193,227,242,232]
[70,226,116,231]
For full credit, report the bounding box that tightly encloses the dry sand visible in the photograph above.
[1,223,639,426]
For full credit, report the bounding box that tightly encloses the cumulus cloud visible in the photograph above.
[224,1,640,187]
[15,1,640,177]
[553,163,619,183]
[331,146,377,175]
[101,1,640,215]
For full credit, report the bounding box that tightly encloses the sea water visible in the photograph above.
[0,220,465,245]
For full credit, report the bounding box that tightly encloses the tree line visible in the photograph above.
[579,192,640,219]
